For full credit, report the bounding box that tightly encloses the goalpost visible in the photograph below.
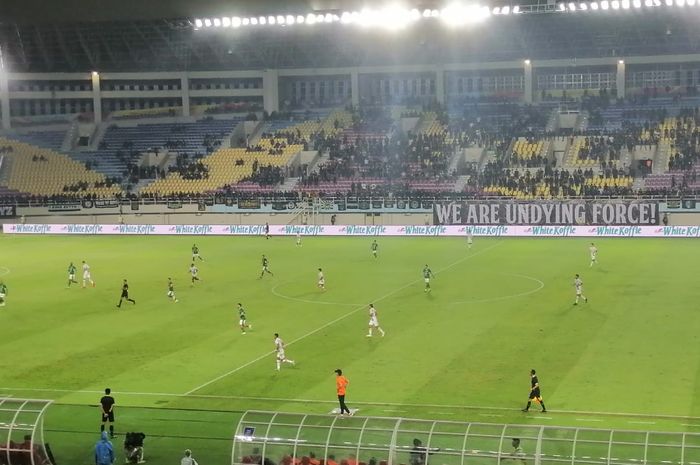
[0,397,54,465]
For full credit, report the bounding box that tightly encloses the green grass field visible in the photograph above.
[1,234,700,465]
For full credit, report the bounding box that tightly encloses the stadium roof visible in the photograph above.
[0,0,443,23]
[1,2,699,73]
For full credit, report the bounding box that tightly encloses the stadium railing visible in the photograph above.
[232,411,700,465]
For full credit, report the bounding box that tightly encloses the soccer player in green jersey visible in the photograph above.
[371,240,379,259]
[67,262,78,287]
[0,281,7,307]
[238,303,251,334]
[167,278,178,303]
[259,255,274,279]
[192,244,204,261]
[423,265,433,293]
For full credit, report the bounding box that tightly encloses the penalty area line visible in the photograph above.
[182,241,504,396]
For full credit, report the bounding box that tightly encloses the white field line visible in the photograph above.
[1,386,700,422]
[183,241,504,395]
[0,267,10,276]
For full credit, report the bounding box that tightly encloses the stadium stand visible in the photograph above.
[67,117,244,184]
[0,137,122,197]
[2,96,700,199]
[140,137,304,196]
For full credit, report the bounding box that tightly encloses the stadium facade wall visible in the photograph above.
[5,52,700,127]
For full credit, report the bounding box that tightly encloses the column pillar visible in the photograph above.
[524,60,533,104]
[350,71,360,107]
[435,68,445,104]
[616,59,626,99]
[0,70,10,130]
[91,71,102,124]
[262,69,279,114]
[181,73,191,117]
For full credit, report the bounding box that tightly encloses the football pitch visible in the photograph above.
[1,234,700,465]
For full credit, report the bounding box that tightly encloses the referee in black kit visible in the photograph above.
[522,369,547,413]
[117,279,136,308]
[100,388,116,438]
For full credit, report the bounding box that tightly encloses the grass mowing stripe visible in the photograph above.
[182,241,504,395]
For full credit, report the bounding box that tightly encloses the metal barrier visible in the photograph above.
[0,397,54,465]
[232,411,700,465]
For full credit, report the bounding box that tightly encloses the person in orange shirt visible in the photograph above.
[335,369,351,416]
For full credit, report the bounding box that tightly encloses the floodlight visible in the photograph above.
[232,17,242,27]
[277,15,285,24]
[688,0,696,6]
[524,59,531,65]
[644,0,653,5]
[611,1,620,8]
[213,18,221,26]
[285,15,294,24]
[632,0,641,6]
[621,0,630,8]
[675,0,685,6]
[665,0,673,5]
[591,2,599,8]
[92,71,99,76]
[431,9,440,16]
[258,16,266,24]
[558,3,567,10]
[250,17,258,25]
[513,5,521,13]
[492,6,502,14]
[323,13,332,22]
[410,8,421,19]
[306,13,316,24]
[568,2,577,10]
[222,17,231,27]
[194,19,203,28]
[423,8,432,16]
[653,0,661,6]
[204,18,212,27]
[341,11,353,22]
[580,3,589,9]
[618,59,625,64]
[501,5,511,14]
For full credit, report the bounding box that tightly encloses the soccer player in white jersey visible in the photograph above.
[82,260,95,288]
[366,304,386,337]
[296,233,302,247]
[467,231,474,249]
[273,333,295,370]
[574,274,588,305]
[589,243,598,267]
[317,268,326,291]
[190,263,200,285]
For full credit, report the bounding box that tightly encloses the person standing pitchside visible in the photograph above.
[100,388,116,438]
[335,369,351,416]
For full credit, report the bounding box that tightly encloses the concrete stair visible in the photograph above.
[653,141,671,175]
[279,177,300,192]
[453,175,471,192]
[308,153,329,174]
